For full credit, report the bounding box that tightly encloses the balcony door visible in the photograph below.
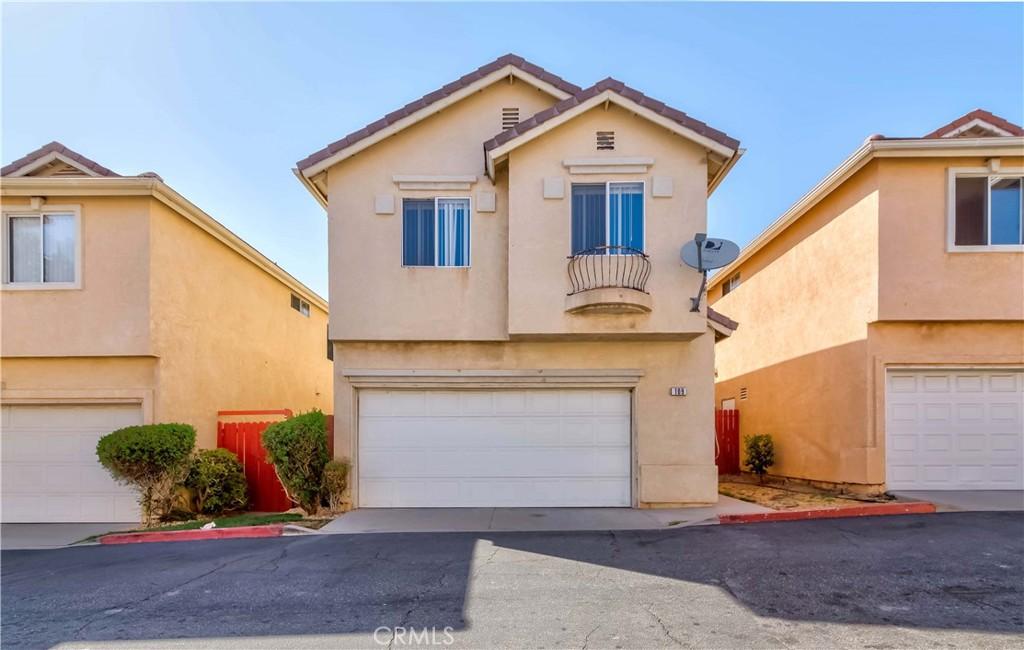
[571,182,644,254]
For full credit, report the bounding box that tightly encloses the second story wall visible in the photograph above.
[325,79,561,341]
[1,195,152,357]
[148,199,332,444]
[877,156,1024,321]
[711,161,881,382]
[506,103,710,337]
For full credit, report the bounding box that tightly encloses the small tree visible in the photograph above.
[186,448,249,515]
[261,410,329,514]
[322,460,350,512]
[743,434,775,483]
[96,423,196,526]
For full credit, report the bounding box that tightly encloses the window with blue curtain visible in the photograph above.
[571,182,644,254]
[402,198,470,266]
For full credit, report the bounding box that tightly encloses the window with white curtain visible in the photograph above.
[4,212,78,285]
[402,197,471,267]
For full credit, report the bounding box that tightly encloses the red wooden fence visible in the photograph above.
[216,410,335,513]
[715,409,740,475]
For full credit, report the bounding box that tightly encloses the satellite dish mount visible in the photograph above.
[680,233,740,313]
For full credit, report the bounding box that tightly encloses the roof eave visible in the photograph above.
[708,136,1024,289]
[293,167,327,210]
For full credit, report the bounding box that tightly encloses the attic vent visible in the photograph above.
[502,107,519,130]
[739,387,749,401]
[596,131,615,150]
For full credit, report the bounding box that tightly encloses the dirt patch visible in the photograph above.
[720,481,869,511]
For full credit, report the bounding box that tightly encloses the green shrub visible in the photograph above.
[186,449,249,515]
[323,459,350,512]
[743,434,775,482]
[96,423,196,525]
[261,410,329,513]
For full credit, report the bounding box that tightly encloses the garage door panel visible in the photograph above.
[886,369,1024,491]
[359,388,631,507]
[2,404,143,523]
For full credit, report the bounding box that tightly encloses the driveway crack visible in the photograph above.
[642,603,683,647]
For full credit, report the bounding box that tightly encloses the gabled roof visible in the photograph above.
[708,109,1024,290]
[1,141,122,178]
[923,109,1023,139]
[484,77,740,154]
[295,54,581,176]
[2,142,327,311]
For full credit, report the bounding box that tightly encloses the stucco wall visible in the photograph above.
[148,199,333,447]
[506,103,710,338]
[0,196,152,357]
[333,336,719,506]
[325,79,561,341]
[877,156,1024,321]
[711,162,881,485]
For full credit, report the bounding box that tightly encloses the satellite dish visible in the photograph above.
[680,235,740,272]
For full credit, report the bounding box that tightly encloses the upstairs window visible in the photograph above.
[402,198,471,267]
[721,273,741,296]
[3,211,78,286]
[291,293,310,317]
[571,183,644,254]
[953,174,1023,247]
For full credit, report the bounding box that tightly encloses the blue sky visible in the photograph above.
[4,2,1022,297]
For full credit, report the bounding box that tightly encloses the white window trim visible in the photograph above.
[1,205,82,290]
[402,196,472,268]
[947,167,1024,253]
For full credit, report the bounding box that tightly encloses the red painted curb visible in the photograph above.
[100,524,285,545]
[719,501,935,525]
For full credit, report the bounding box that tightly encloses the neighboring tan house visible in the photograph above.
[1,142,332,523]
[710,110,1024,495]
[295,54,742,508]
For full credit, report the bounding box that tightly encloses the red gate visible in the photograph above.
[715,409,740,475]
[217,410,294,512]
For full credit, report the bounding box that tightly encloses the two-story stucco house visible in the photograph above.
[1,142,333,522]
[710,110,1024,495]
[295,54,742,508]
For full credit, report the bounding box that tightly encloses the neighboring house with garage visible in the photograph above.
[1,142,332,523]
[294,54,742,509]
[710,110,1024,495]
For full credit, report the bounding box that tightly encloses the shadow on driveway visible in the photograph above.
[1,512,1021,648]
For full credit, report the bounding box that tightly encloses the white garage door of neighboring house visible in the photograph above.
[886,369,1024,491]
[2,404,143,523]
[358,389,632,507]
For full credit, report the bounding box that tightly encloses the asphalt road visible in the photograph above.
[2,512,1022,649]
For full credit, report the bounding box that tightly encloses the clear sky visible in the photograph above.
[4,2,1022,297]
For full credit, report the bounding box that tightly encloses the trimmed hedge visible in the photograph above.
[96,423,196,525]
[323,459,350,512]
[261,410,329,513]
[186,448,249,515]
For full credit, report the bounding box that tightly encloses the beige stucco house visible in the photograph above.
[1,142,332,522]
[710,110,1024,495]
[295,54,742,508]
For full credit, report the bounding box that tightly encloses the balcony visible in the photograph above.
[565,246,653,314]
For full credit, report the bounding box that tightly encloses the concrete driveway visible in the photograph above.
[320,495,769,534]
[1,523,133,550]
[2,512,1021,649]
[892,490,1024,513]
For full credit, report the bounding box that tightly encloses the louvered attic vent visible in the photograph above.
[739,387,749,400]
[502,107,519,130]
[596,131,615,150]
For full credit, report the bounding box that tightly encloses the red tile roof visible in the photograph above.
[484,77,740,153]
[296,54,583,172]
[922,109,1023,139]
[1,141,121,177]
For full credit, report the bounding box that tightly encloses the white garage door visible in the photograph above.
[886,369,1024,490]
[2,404,142,523]
[358,389,632,507]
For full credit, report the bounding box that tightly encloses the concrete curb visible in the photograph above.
[719,501,935,524]
[99,524,285,545]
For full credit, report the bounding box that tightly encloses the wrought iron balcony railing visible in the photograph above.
[566,245,651,296]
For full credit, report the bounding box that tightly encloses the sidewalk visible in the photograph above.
[319,495,771,534]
